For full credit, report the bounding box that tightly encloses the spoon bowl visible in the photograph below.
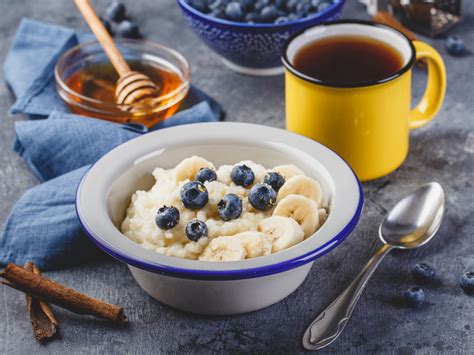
[303,182,445,350]
[380,182,445,249]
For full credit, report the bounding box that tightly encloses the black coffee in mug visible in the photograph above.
[293,36,404,84]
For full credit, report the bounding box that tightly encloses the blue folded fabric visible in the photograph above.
[0,19,222,270]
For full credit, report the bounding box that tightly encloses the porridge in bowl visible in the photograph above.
[121,156,328,261]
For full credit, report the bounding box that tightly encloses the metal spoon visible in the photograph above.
[303,182,445,351]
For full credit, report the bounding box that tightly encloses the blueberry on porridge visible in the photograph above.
[121,156,328,261]
[218,193,243,221]
[231,164,255,187]
[196,167,217,183]
[264,171,285,191]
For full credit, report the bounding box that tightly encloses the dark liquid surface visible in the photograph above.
[293,36,404,84]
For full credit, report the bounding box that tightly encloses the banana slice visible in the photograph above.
[199,236,247,261]
[278,175,323,207]
[258,216,304,253]
[174,156,215,183]
[273,194,319,238]
[235,231,272,258]
[273,164,305,180]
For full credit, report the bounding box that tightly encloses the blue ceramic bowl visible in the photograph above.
[177,0,345,76]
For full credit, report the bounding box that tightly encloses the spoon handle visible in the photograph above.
[302,243,393,350]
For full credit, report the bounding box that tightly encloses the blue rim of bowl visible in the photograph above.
[76,131,363,281]
[177,0,346,29]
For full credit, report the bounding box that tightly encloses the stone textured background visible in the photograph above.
[0,1,472,354]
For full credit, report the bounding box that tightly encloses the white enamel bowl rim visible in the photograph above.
[76,122,363,280]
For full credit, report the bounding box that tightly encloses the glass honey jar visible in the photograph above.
[55,39,190,127]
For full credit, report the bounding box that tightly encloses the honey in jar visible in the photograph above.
[55,40,190,128]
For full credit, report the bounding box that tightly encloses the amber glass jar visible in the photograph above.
[55,39,190,127]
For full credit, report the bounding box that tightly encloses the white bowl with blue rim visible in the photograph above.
[176,0,345,76]
[76,122,362,315]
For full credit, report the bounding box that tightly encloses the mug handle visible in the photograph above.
[409,41,447,130]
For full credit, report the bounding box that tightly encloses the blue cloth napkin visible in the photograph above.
[0,19,222,270]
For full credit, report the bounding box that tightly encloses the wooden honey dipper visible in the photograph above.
[74,0,160,108]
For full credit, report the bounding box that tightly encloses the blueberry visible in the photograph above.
[288,12,299,20]
[403,287,425,308]
[116,20,141,39]
[264,172,285,191]
[239,0,254,12]
[316,0,332,12]
[196,167,217,183]
[187,0,209,13]
[209,0,223,10]
[245,12,262,23]
[210,8,226,18]
[274,0,286,10]
[185,220,208,241]
[104,1,126,23]
[446,36,470,57]
[218,193,243,221]
[180,181,209,210]
[260,5,283,22]
[155,206,180,230]
[248,183,277,211]
[274,16,289,24]
[460,271,474,295]
[100,17,114,36]
[296,2,312,16]
[231,164,255,187]
[286,0,299,12]
[225,2,244,21]
[411,263,436,284]
[254,0,271,12]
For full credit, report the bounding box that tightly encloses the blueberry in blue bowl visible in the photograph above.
[177,0,345,76]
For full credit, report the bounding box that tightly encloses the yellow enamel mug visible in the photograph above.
[282,20,446,181]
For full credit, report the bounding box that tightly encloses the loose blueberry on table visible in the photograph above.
[445,36,470,57]
[218,193,243,221]
[460,271,474,295]
[248,183,277,211]
[403,287,425,308]
[180,181,209,210]
[155,206,180,230]
[100,17,114,35]
[411,263,436,284]
[185,0,336,24]
[104,1,127,22]
[116,20,141,39]
[186,220,209,241]
[231,164,255,187]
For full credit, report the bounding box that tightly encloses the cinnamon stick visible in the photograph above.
[24,262,58,342]
[0,263,126,323]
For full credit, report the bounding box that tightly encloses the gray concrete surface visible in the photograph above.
[0,0,473,354]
